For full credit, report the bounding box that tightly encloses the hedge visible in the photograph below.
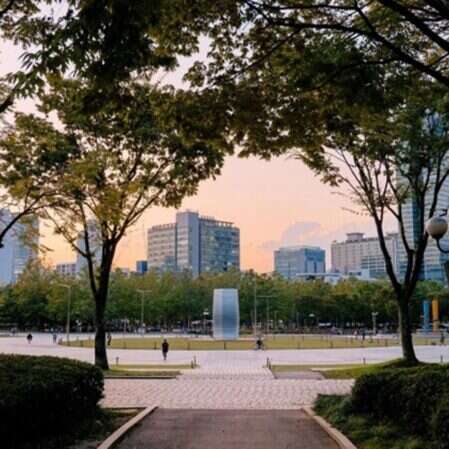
[0,354,104,448]
[351,364,449,447]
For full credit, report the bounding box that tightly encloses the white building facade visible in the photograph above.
[331,232,398,279]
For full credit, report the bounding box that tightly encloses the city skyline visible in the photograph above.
[40,155,384,274]
[0,38,386,275]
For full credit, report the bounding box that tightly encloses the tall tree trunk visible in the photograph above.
[94,294,108,370]
[398,298,418,364]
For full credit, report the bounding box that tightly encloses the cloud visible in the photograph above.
[280,221,321,246]
[259,220,379,255]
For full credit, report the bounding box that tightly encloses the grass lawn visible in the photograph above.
[270,363,366,375]
[56,408,140,449]
[62,334,437,350]
[315,395,425,449]
[104,368,180,378]
[270,359,439,379]
[112,363,192,369]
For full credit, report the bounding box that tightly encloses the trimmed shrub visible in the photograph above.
[351,364,449,443]
[0,354,104,448]
[431,396,449,449]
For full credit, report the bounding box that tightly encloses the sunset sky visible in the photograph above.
[1,35,393,273]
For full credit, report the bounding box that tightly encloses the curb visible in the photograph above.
[97,406,157,449]
[303,406,358,449]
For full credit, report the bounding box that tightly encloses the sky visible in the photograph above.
[0,23,392,273]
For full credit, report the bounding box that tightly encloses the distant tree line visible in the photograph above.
[1,261,448,333]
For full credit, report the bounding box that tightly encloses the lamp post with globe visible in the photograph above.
[425,215,449,282]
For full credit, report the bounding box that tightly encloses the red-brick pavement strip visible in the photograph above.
[114,409,340,449]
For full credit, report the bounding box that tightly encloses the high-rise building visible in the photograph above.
[274,246,325,279]
[398,176,449,283]
[76,220,102,274]
[0,209,38,285]
[55,262,77,277]
[147,211,240,276]
[331,232,398,278]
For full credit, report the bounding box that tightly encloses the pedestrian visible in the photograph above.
[52,332,58,344]
[107,332,112,346]
[26,333,33,344]
[256,336,263,350]
[441,330,445,345]
[162,338,169,361]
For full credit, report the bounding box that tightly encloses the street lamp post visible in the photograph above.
[372,311,379,335]
[58,284,72,343]
[137,289,151,335]
[253,279,257,338]
[203,309,209,335]
[309,313,316,332]
[426,216,449,282]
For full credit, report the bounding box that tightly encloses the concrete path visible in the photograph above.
[114,409,340,449]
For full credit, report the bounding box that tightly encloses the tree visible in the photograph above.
[0,1,184,114]
[0,1,198,249]
[3,78,230,369]
[0,113,76,249]
[189,18,449,361]
[176,0,449,88]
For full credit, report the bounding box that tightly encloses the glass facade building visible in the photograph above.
[76,220,102,275]
[274,246,325,279]
[0,209,38,285]
[398,174,449,283]
[147,211,240,277]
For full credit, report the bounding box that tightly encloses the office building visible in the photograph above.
[398,176,449,283]
[0,209,38,285]
[331,232,398,279]
[55,262,77,277]
[147,211,240,276]
[76,220,102,274]
[274,246,325,279]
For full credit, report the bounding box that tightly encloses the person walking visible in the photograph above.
[162,339,169,361]
[52,332,58,344]
[107,332,112,346]
[26,333,33,344]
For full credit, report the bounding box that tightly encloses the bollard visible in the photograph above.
[115,356,119,366]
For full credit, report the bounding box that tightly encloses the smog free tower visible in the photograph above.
[213,289,239,340]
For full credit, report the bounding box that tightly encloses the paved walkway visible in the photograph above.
[3,333,449,366]
[114,409,340,449]
[103,378,353,409]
